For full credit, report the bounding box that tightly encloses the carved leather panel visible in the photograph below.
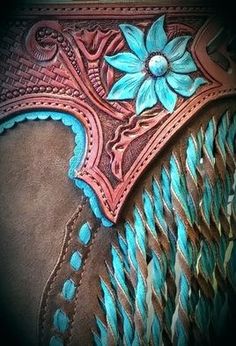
[0,4,235,223]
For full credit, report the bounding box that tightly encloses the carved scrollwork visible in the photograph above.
[1,11,236,224]
[25,21,62,63]
[106,110,168,180]
[25,20,81,82]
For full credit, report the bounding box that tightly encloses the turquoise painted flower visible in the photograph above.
[105,16,206,115]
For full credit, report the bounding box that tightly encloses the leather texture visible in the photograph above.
[0,1,235,345]
[0,121,83,344]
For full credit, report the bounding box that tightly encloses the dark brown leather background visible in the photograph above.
[0,121,83,344]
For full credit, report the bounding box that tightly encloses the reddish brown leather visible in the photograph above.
[0,3,235,223]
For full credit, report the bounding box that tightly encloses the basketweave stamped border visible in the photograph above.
[0,4,235,225]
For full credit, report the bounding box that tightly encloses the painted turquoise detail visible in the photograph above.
[133,207,148,344]
[196,240,214,335]
[216,111,228,162]
[186,130,204,317]
[62,279,76,301]
[186,136,201,182]
[95,111,236,345]
[124,222,137,271]
[93,332,102,346]
[0,111,112,227]
[212,179,222,225]
[227,112,236,154]
[49,336,64,346]
[53,309,69,333]
[151,252,165,344]
[186,134,203,223]
[159,169,177,316]
[202,177,212,226]
[100,279,118,344]
[111,246,133,345]
[161,167,172,211]
[94,317,108,346]
[74,180,112,227]
[204,119,216,164]
[117,234,128,260]
[143,190,156,232]
[174,216,193,346]
[170,155,192,223]
[117,233,130,273]
[148,55,168,77]
[170,154,194,346]
[105,15,206,115]
[143,185,168,345]
[70,250,82,271]
[78,222,92,245]
[152,179,168,232]
[228,241,236,289]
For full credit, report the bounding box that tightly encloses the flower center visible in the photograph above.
[148,54,168,77]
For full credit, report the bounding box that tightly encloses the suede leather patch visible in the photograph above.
[0,121,83,345]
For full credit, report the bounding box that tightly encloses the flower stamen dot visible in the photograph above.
[148,55,168,77]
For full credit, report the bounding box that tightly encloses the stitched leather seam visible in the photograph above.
[0,101,94,184]
[80,88,236,215]
[1,103,94,171]
[40,199,87,344]
[67,223,100,346]
[1,88,236,218]
[17,6,214,14]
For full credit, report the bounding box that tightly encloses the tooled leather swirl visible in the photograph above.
[0,9,235,223]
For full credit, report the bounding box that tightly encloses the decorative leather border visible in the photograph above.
[0,4,235,224]
[12,3,214,18]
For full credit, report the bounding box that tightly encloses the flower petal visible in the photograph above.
[163,36,191,62]
[146,15,167,54]
[107,72,146,100]
[136,77,157,115]
[105,52,143,73]
[170,51,197,73]
[166,72,207,97]
[119,24,148,61]
[155,77,177,112]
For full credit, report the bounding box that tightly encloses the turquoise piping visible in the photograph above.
[0,110,112,227]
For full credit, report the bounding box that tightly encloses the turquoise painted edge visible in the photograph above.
[0,110,113,227]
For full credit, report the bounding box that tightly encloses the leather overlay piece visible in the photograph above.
[39,199,119,346]
[0,2,236,346]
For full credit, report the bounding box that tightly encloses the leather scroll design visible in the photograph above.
[0,7,235,223]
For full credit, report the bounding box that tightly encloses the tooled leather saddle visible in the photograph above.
[0,1,235,345]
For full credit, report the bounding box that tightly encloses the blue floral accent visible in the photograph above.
[105,15,207,115]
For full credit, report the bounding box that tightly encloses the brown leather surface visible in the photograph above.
[68,224,118,346]
[1,98,234,345]
[39,197,119,346]
[0,120,83,345]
